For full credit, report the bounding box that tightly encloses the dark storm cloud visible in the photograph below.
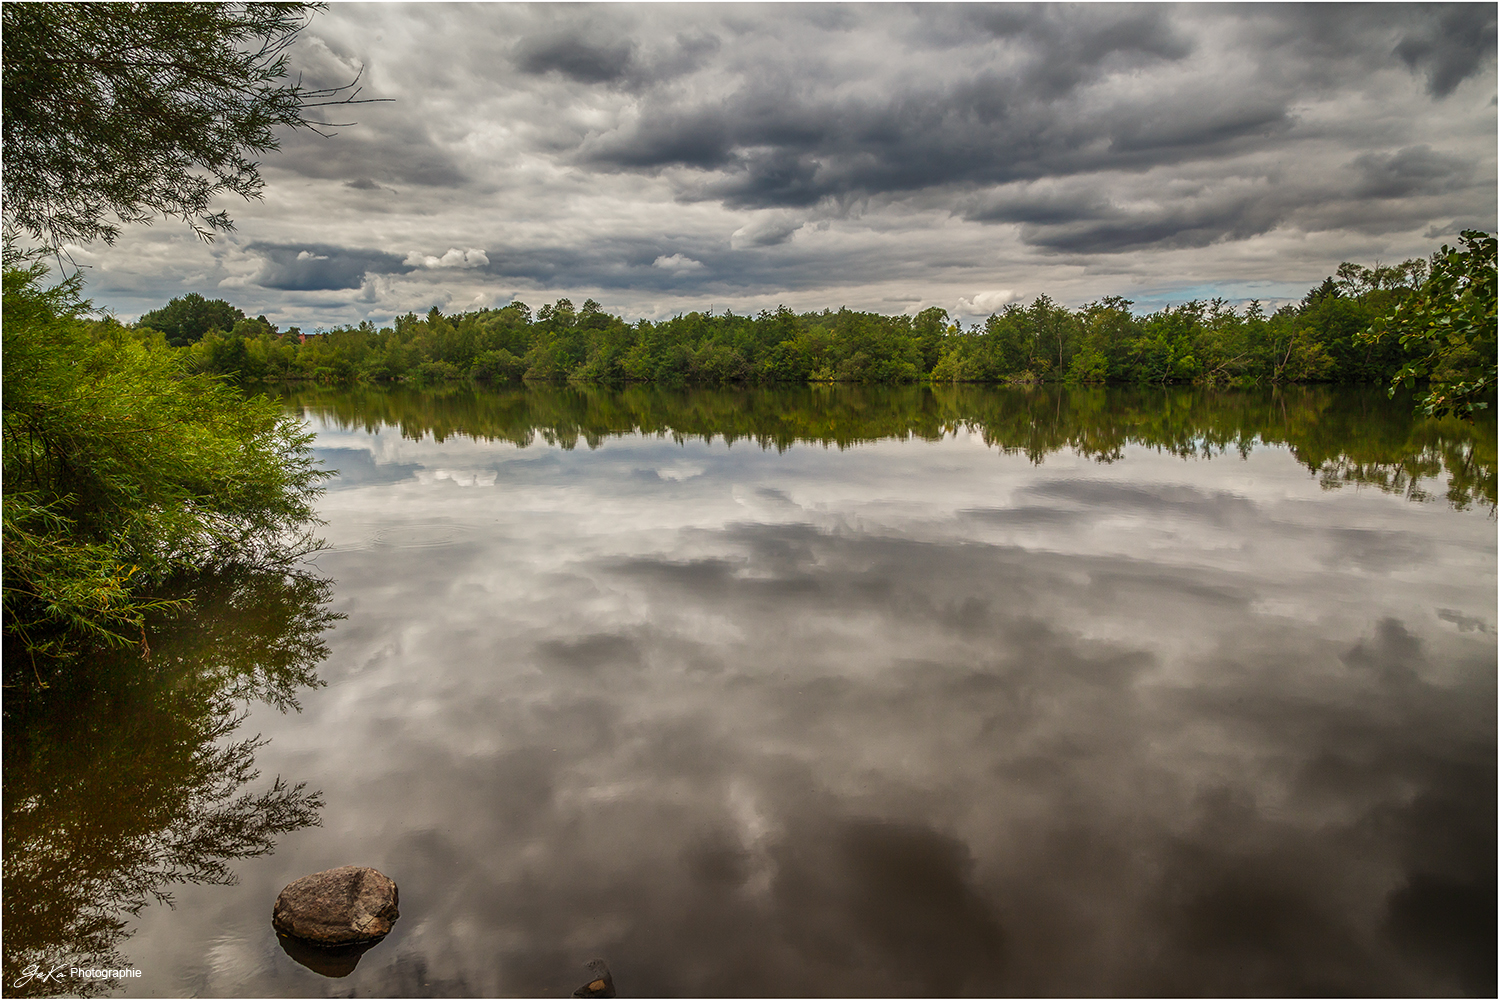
[571,5,1480,199]
[1013,200,1286,254]
[966,187,1114,227]
[553,4,1494,250]
[1394,3,1499,97]
[506,9,722,91]
[271,122,468,187]
[516,34,635,84]
[478,232,939,296]
[961,3,1193,73]
[571,6,1218,200]
[246,242,411,291]
[1351,145,1473,199]
[733,215,801,248]
[1103,100,1292,157]
[584,67,1295,209]
[964,145,1483,253]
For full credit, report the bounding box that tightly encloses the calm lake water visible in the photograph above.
[6,385,1496,997]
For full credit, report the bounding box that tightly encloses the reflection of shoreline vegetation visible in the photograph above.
[2,568,335,998]
[288,383,1496,512]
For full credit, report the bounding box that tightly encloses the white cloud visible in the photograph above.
[957,290,1020,314]
[357,273,391,304]
[654,463,705,481]
[404,247,491,269]
[652,253,705,272]
[419,468,499,488]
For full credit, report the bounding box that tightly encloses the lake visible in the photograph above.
[5,385,1495,997]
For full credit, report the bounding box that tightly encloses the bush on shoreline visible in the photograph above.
[2,255,328,677]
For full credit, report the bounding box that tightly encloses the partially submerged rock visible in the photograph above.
[272,866,400,947]
[574,958,616,998]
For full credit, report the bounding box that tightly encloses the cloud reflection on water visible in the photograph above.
[120,409,1494,997]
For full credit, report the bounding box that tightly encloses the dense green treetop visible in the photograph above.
[1364,230,1497,419]
[137,292,260,347]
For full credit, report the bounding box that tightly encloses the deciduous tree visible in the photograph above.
[2,2,378,247]
[1369,231,1497,418]
[137,292,246,346]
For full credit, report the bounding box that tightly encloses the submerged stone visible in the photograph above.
[573,958,616,998]
[272,866,400,947]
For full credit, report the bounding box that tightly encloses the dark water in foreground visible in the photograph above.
[5,385,1496,997]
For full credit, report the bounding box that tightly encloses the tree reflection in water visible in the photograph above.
[2,568,335,997]
[284,383,1496,512]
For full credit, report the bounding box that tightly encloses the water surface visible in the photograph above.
[8,386,1495,996]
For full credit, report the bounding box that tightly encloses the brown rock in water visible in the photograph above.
[573,958,616,998]
[272,866,400,946]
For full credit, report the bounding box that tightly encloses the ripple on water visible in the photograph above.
[327,522,469,552]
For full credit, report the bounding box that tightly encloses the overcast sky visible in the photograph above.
[71,2,1497,329]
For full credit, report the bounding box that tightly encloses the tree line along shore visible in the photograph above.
[132,234,1493,415]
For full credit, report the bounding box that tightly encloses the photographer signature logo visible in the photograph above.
[14,964,142,987]
[14,964,69,988]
